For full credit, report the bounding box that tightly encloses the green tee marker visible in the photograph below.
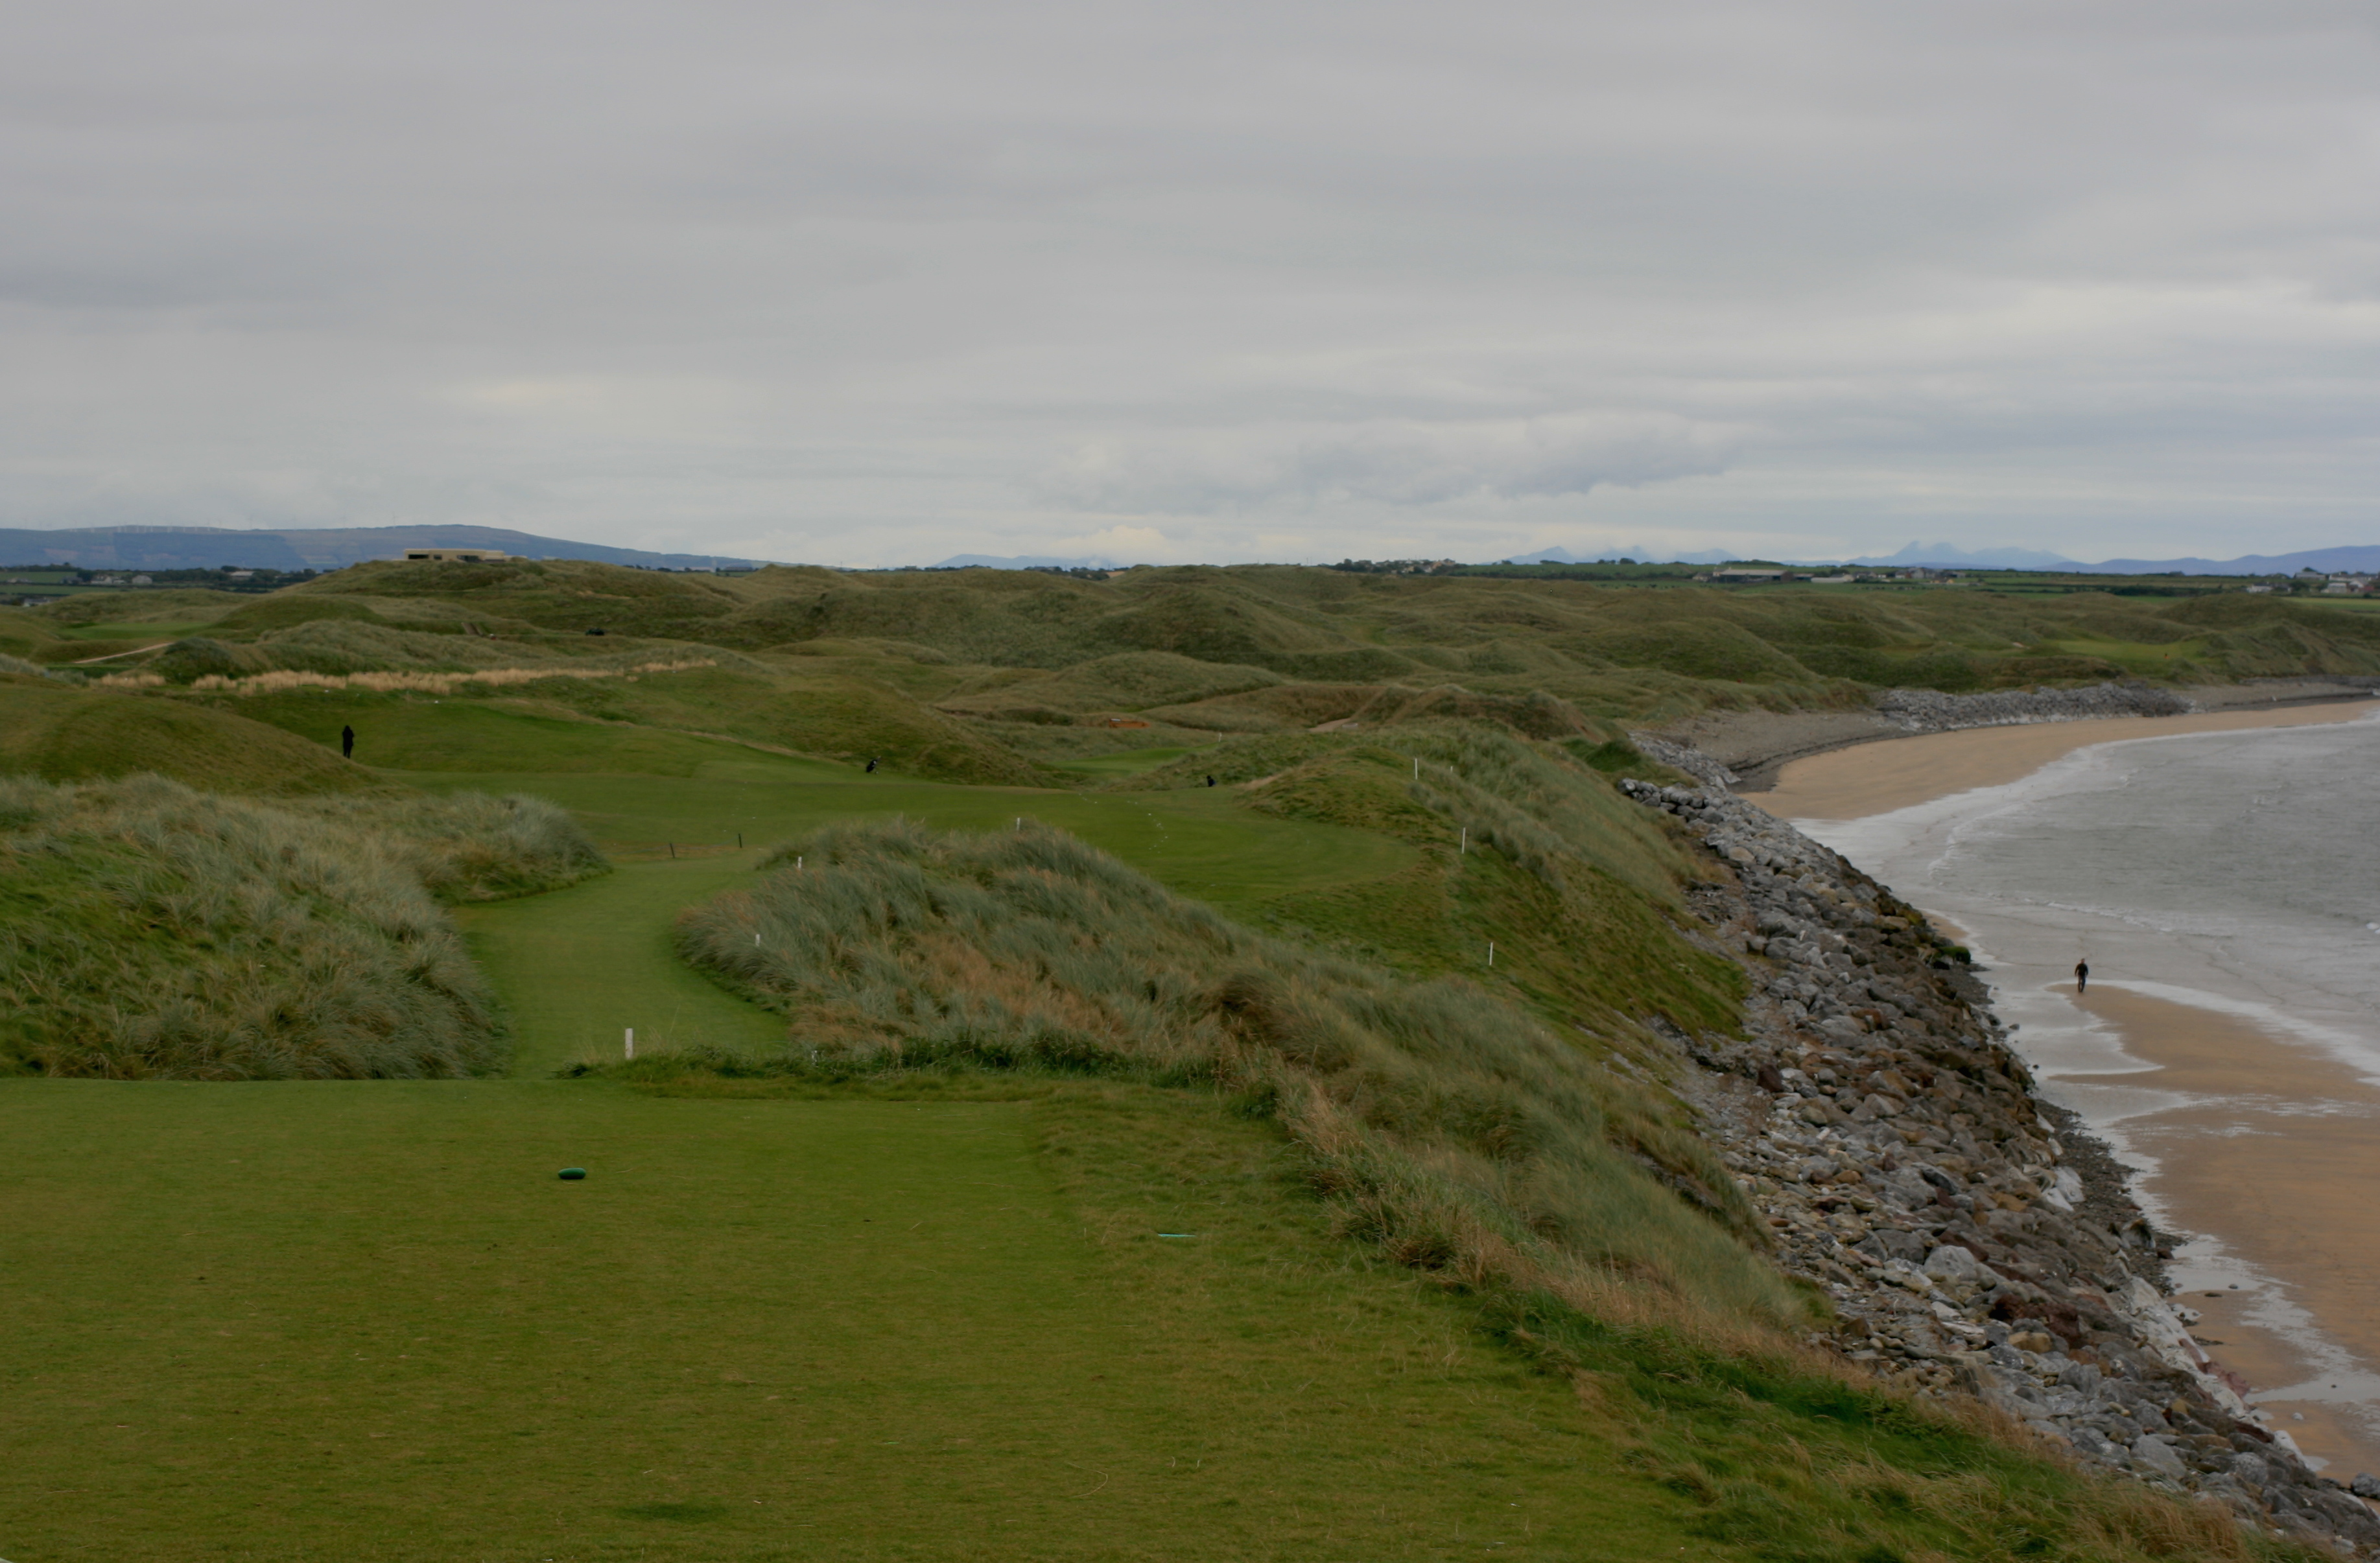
[558,1168,587,1181]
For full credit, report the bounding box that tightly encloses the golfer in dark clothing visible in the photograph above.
[1205,775,1216,787]
[341,725,355,759]
[2075,959,2090,993]
[865,757,878,773]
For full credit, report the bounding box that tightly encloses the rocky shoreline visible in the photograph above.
[1617,773,2380,1551]
[1872,680,2192,732]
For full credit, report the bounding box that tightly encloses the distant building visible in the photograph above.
[1710,568,1785,583]
[400,548,511,564]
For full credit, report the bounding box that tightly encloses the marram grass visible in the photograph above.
[0,774,605,1077]
[672,816,1806,1333]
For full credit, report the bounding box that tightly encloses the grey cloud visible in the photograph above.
[1040,416,1741,513]
[0,0,2374,563]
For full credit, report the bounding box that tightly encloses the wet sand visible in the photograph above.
[1748,702,2380,820]
[2064,987,2380,1479]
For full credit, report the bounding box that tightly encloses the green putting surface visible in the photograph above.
[0,1081,1700,1562]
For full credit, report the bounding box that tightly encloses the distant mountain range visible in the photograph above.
[2069,545,2380,575]
[0,524,773,572]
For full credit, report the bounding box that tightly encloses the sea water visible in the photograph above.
[1804,713,2380,1103]
[1794,712,2380,1430]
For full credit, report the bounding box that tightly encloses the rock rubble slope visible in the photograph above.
[1616,773,2380,1551]
[1873,681,2191,731]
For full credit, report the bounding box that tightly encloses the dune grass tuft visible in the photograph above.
[0,651,86,683]
[285,789,609,902]
[0,775,606,1077]
[0,679,366,792]
[673,817,1805,1332]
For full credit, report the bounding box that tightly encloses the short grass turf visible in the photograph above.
[0,1079,1728,1562]
[458,857,791,1076]
[416,766,1415,923]
[210,693,1417,916]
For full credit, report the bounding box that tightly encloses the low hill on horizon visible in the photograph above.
[0,523,777,573]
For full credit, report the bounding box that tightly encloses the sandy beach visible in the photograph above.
[1749,701,2380,819]
[2065,988,2380,1479]
[1752,702,2380,1480]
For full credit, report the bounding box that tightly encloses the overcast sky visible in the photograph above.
[4,0,2375,565]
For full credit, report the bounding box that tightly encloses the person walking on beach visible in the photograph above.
[2075,958,2090,994]
[340,724,355,760]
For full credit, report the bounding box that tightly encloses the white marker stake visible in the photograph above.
[625,1027,635,1060]
[1413,757,1418,779]
[1459,827,1467,855]
[1488,941,1495,967]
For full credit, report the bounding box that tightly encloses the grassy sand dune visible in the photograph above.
[278,557,2380,701]
[672,818,1797,1328]
[0,776,602,1078]
[0,676,366,792]
[19,559,2380,799]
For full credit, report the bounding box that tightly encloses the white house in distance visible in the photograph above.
[399,548,510,564]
